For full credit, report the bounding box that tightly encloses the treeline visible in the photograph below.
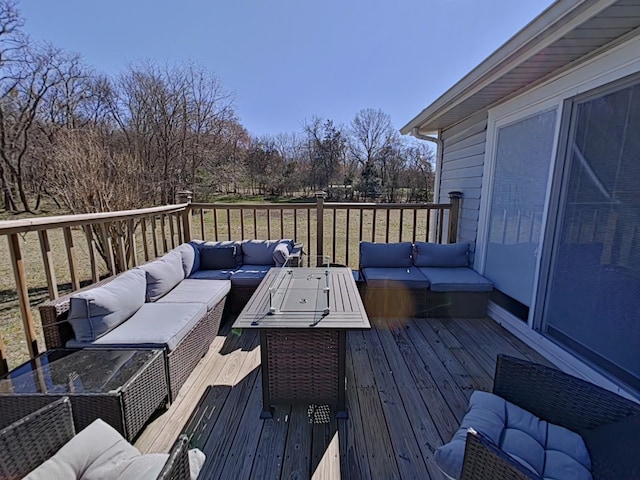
[0,1,435,217]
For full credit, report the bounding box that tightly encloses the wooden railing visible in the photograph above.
[0,192,461,374]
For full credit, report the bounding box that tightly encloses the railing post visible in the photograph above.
[448,191,463,243]
[315,191,326,258]
[7,234,39,359]
[176,190,193,242]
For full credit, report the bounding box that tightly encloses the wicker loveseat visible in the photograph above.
[437,354,640,480]
[358,241,493,318]
[0,397,199,480]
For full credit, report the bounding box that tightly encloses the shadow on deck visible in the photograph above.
[135,315,550,479]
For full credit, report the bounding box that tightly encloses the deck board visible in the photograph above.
[135,315,552,479]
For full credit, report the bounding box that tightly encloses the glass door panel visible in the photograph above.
[484,110,556,310]
[543,82,640,391]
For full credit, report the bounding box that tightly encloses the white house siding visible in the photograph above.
[439,110,487,261]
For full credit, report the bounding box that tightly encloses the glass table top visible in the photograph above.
[0,349,159,395]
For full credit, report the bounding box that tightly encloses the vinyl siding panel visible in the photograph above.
[439,111,488,260]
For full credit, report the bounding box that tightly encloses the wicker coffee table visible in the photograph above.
[0,348,167,441]
[233,265,370,419]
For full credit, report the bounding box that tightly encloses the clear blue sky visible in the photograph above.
[20,0,555,137]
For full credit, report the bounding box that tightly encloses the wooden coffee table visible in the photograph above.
[233,266,370,419]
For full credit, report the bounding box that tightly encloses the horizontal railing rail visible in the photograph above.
[0,192,461,374]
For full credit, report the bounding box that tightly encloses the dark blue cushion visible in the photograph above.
[413,242,469,267]
[198,241,243,267]
[419,267,493,292]
[242,239,293,266]
[361,267,430,289]
[359,242,412,268]
[200,245,238,270]
[231,265,271,287]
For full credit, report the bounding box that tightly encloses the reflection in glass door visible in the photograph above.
[484,110,556,318]
[542,81,640,391]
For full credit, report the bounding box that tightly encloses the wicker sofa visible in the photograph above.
[39,239,302,400]
[0,397,200,480]
[39,242,229,401]
[358,241,493,318]
[438,355,640,480]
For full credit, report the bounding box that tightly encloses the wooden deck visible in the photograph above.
[135,315,551,479]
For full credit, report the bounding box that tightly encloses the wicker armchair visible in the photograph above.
[0,397,191,480]
[460,354,640,480]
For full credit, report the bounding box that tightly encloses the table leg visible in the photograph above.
[259,331,274,419]
[336,330,348,419]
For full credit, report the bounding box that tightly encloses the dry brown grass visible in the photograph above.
[0,205,442,369]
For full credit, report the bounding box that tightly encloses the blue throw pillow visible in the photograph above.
[200,245,238,270]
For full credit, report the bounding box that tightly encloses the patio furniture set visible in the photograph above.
[1,238,637,479]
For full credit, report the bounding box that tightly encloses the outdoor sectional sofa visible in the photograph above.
[39,238,301,401]
[358,241,493,318]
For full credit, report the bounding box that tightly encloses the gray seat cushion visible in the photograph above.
[413,242,469,267]
[361,267,430,289]
[68,269,147,343]
[419,267,493,292]
[189,269,234,280]
[359,242,412,268]
[140,250,185,301]
[230,264,271,287]
[435,391,592,480]
[67,303,207,352]
[157,279,230,310]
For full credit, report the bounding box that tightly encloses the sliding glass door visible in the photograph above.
[484,110,556,318]
[542,80,640,391]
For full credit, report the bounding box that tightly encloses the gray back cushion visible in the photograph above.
[173,242,200,276]
[68,269,146,342]
[413,242,469,267]
[359,242,412,268]
[140,250,185,302]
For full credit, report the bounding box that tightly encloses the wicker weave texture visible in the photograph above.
[265,330,340,404]
[493,354,640,432]
[0,351,168,442]
[157,434,191,480]
[230,285,258,314]
[461,430,534,480]
[0,397,75,479]
[166,296,225,401]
